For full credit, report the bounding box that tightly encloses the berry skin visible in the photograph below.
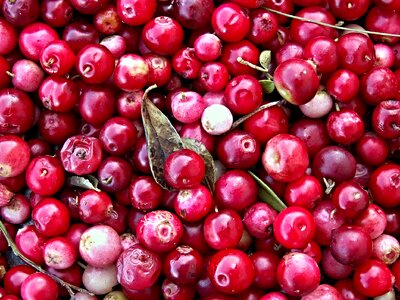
[164,149,205,190]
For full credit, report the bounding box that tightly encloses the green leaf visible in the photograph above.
[141,86,184,190]
[259,50,272,70]
[182,138,216,193]
[247,170,287,212]
[259,79,275,94]
[68,176,100,192]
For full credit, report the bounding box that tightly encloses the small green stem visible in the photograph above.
[263,7,400,38]
[237,57,274,79]
[0,220,93,297]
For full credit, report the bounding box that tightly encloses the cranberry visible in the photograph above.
[60,135,103,176]
[15,225,47,265]
[171,90,205,124]
[199,62,229,93]
[40,40,75,76]
[113,53,149,92]
[321,248,353,280]
[353,203,387,239]
[335,279,367,300]
[0,135,30,178]
[3,265,35,296]
[39,110,79,145]
[171,0,215,30]
[97,156,132,193]
[76,44,114,84]
[283,175,323,210]
[172,47,203,80]
[277,252,321,297]
[369,163,400,208]
[365,6,400,44]
[330,225,372,266]
[193,33,222,62]
[355,132,389,166]
[173,185,212,222]
[78,190,113,224]
[32,197,70,237]
[372,234,400,264]
[211,3,250,43]
[360,67,398,105]
[129,175,163,211]
[116,245,162,290]
[0,18,18,54]
[136,210,183,253]
[303,36,338,74]
[326,69,360,103]
[273,58,320,105]
[0,194,31,225]
[372,100,400,140]
[353,259,393,297]
[201,104,233,136]
[2,0,40,27]
[62,20,100,54]
[40,0,74,28]
[142,16,184,56]
[39,76,79,112]
[43,236,77,270]
[243,202,277,239]
[21,273,58,300]
[275,42,304,64]
[208,249,255,294]
[164,149,205,190]
[262,133,309,182]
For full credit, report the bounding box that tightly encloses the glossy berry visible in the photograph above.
[21,273,58,300]
[0,135,31,178]
[164,149,205,190]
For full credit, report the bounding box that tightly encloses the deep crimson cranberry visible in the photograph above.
[142,16,184,56]
[262,133,309,182]
[129,175,163,211]
[40,40,75,76]
[79,85,115,126]
[289,7,338,46]
[39,76,79,112]
[326,69,360,103]
[136,210,183,253]
[330,225,372,266]
[224,75,263,115]
[275,59,319,105]
[25,155,65,196]
[60,135,103,175]
[0,135,30,178]
[214,169,257,211]
[290,118,331,158]
[93,5,122,34]
[336,33,375,75]
[0,18,18,54]
[374,43,395,68]
[353,203,387,239]
[76,44,114,84]
[331,181,368,220]
[250,251,280,290]
[360,67,398,105]
[275,42,304,65]
[208,249,255,294]
[144,53,172,87]
[99,116,138,155]
[263,0,294,25]
[123,284,161,300]
[113,53,149,92]
[326,109,365,145]
[163,245,204,285]
[273,206,316,249]
[199,62,229,93]
[15,225,47,265]
[3,265,35,296]
[211,3,250,43]
[321,248,353,280]
[9,59,44,93]
[32,197,70,237]
[220,40,260,77]
[78,190,113,224]
[97,156,132,193]
[164,149,205,190]
[100,34,127,58]
[365,6,400,44]
[335,279,367,300]
[369,163,400,208]
[243,105,289,145]
[173,185,213,222]
[40,0,74,27]
[181,221,211,254]
[353,259,393,297]
[372,100,400,140]
[312,146,356,184]
[39,110,79,145]
[116,0,156,26]
[284,175,323,210]
[46,264,83,297]
[204,209,243,250]
[161,278,196,300]
[116,90,143,120]
[21,273,58,300]
[355,132,389,166]
[0,222,16,253]
[102,201,128,235]
[131,137,150,174]
[303,36,338,74]
[171,0,214,29]
[247,9,278,45]
[328,0,370,21]
[217,130,261,170]
[277,252,321,297]
[0,56,11,89]
[18,22,58,61]
[243,202,277,239]
[2,0,40,27]
[0,194,31,225]
[0,88,35,135]
[69,0,108,14]
[62,20,100,53]
[172,47,203,80]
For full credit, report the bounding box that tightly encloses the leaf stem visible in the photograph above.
[263,7,400,38]
[237,57,274,79]
[231,101,281,129]
[0,220,93,298]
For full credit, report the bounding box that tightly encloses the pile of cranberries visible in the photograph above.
[0,0,399,299]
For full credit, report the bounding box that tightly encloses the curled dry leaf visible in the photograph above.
[141,86,184,190]
[259,50,272,70]
[182,138,216,193]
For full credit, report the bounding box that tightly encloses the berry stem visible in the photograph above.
[0,220,94,298]
[263,7,400,38]
[237,57,273,79]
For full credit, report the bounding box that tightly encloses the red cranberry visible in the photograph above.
[326,69,360,103]
[243,202,277,239]
[97,156,132,193]
[331,181,369,219]
[62,20,100,53]
[0,135,30,178]
[284,175,323,210]
[277,252,321,297]
[39,76,79,112]
[321,248,353,280]
[0,18,18,54]
[40,40,75,76]
[21,273,58,300]
[171,0,215,30]
[353,203,387,239]
[78,190,113,224]
[43,236,77,270]
[3,265,35,296]
[303,36,338,74]
[193,33,222,62]
[335,279,367,300]
[40,0,74,27]
[372,100,400,140]
[369,163,400,208]
[39,110,79,145]
[208,249,255,294]
[113,53,149,92]
[129,175,163,211]
[15,225,47,265]
[365,6,400,44]
[360,67,398,105]
[355,132,389,166]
